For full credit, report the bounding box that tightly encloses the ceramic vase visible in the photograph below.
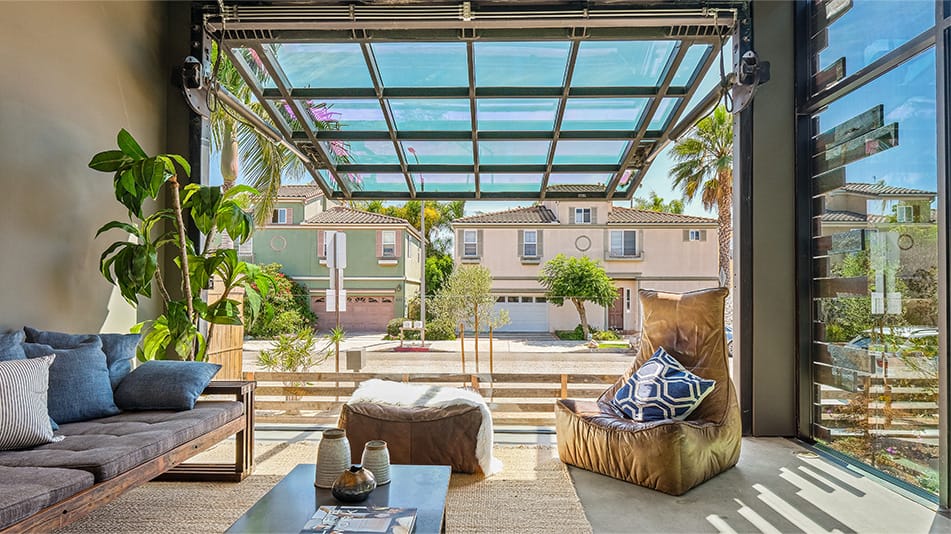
[361,440,391,485]
[331,465,377,502]
[315,428,351,488]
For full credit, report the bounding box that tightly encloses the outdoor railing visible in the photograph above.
[244,371,618,427]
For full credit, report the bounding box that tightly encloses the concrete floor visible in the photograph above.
[253,429,948,533]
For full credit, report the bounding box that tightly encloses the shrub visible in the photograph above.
[387,318,405,338]
[425,320,456,340]
[593,330,621,341]
[555,324,601,341]
[246,264,317,338]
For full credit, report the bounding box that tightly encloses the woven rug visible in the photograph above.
[55,441,591,534]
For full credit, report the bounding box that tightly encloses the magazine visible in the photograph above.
[300,505,417,534]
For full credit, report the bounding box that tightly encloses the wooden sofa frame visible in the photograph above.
[2,381,255,534]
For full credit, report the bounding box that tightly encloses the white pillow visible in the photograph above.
[0,355,58,450]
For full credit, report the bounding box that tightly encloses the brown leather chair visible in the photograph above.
[555,287,741,495]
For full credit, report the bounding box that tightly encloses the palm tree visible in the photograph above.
[633,191,684,214]
[669,105,733,286]
[210,45,347,226]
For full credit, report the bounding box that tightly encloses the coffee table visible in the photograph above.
[226,464,451,534]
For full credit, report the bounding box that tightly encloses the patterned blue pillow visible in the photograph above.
[613,347,715,422]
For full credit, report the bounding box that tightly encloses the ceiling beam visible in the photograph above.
[260,86,690,99]
[298,130,664,141]
[466,41,481,199]
[539,40,581,200]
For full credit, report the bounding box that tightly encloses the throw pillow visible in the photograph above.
[0,330,26,361]
[24,327,140,389]
[0,356,59,450]
[22,339,120,424]
[114,361,221,411]
[613,347,715,422]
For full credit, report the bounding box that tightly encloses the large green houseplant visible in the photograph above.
[89,129,274,361]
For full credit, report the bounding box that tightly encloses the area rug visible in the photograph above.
[55,441,591,534]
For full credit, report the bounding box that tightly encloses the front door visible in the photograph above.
[608,295,624,331]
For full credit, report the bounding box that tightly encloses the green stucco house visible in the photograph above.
[250,185,422,332]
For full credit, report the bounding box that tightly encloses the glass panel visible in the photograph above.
[479,141,551,165]
[319,169,359,192]
[270,43,373,88]
[312,99,387,130]
[231,47,274,87]
[411,173,475,193]
[476,99,559,131]
[812,1,934,91]
[810,49,938,496]
[342,141,400,165]
[552,140,629,165]
[480,173,544,192]
[572,41,677,87]
[402,141,473,165]
[670,45,711,87]
[389,99,471,131]
[371,42,468,87]
[561,98,647,130]
[474,42,570,87]
[647,98,680,130]
[547,173,613,186]
[349,173,409,193]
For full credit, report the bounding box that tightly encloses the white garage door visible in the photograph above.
[492,296,549,332]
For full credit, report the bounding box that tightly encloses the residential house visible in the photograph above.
[452,196,719,333]
[251,186,422,332]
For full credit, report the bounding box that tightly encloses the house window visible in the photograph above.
[272,208,289,224]
[625,288,631,311]
[610,230,637,257]
[688,229,702,241]
[463,230,478,257]
[382,230,396,257]
[523,230,537,257]
[321,231,331,257]
[896,205,914,223]
[574,208,591,224]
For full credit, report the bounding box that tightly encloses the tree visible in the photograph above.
[431,265,509,332]
[425,254,454,296]
[633,190,684,213]
[669,105,733,286]
[538,254,618,339]
[358,200,465,257]
[210,45,347,225]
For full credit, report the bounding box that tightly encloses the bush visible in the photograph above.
[555,324,603,341]
[246,264,317,338]
[593,330,621,341]
[386,317,405,338]
[425,320,456,341]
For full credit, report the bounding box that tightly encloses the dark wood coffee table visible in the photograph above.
[226,464,451,534]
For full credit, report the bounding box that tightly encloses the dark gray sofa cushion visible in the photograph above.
[0,465,94,530]
[0,401,243,482]
[22,339,120,424]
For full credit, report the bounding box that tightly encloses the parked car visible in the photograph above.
[845,326,938,376]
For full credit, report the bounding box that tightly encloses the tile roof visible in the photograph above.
[277,184,324,200]
[454,205,559,224]
[546,184,607,193]
[303,207,409,225]
[607,207,717,224]
[820,210,932,224]
[841,183,934,196]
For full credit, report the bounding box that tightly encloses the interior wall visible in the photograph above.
[0,2,169,333]
[745,0,797,435]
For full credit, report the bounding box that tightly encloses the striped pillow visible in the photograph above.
[0,355,58,450]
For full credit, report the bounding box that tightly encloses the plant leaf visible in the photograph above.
[117,129,147,159]
[89,150,130,172]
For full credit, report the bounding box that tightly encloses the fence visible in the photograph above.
[245,371,618,427]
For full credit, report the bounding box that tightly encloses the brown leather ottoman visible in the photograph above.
[338,402,484,474]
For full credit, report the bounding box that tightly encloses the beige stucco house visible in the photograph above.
[452,196,719,333]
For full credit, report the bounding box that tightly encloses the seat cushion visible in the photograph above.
[0,401,243,482]
[0,465,94,530]
[23,327,140,390]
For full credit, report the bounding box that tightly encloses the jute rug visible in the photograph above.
[56,441,591,534]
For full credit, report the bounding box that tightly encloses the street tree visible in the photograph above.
[431,265,509,332]
[538,254,618,339]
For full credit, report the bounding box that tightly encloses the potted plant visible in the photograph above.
[89,129,275,361]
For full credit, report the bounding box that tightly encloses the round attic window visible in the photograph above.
[575,235,591,252]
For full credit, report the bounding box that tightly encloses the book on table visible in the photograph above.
[300,505,417,534]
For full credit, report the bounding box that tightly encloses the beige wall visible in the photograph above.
[0,2,171,332]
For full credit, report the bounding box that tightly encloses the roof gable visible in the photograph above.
[607,207,716,224]
[454,205,559,224]
[303,206,410,225]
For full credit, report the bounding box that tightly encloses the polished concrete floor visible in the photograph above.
[254,429,949,533]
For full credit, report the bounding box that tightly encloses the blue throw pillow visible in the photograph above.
[24,327,139,390]
[22,339,120,424]
[0,330,26,361]
[114,361,221,411]
[613,347,715,422]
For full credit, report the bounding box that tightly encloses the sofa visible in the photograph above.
[0,328,255,533]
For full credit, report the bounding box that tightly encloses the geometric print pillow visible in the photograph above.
[612,347,715,422]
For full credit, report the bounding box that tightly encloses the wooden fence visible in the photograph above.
[244,371,618,427]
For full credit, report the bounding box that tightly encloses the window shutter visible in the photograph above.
[456,230,463,259]
[395,230,403,257]
[317,230,325,258]
[683,230,690,241]
[376,230,383,258]
[591,207,598,224]
[700,230,707,241]
[287,208,293,224]
[537,230,544,258]
[477,229,484,257]
[517,230,524,258]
